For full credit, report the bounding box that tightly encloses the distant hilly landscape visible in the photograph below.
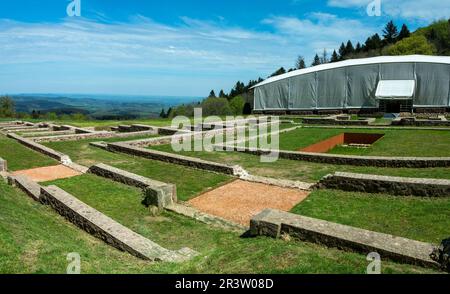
[9,94,202,119]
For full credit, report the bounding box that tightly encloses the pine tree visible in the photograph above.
[364,33,382,51]
[345,40,355,55]
[320,49,329,64]
[330,50,339,62]
[208,90,216,98]
[355,42,362,52]
[166,107,172,118]
[311,54,321,66]
[383,20,399,43]
[229,81,245,98]
[398,24,411,41]
[270,67,286,77]
[338,42,346,59]
[159,108,166,118]
[219,89,227,98]
[296,56,306,69]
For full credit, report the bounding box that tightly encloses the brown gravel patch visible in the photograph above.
[188,179,309,226]
[12,164,81,182]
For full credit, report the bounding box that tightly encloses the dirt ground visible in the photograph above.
[12,165,81,182]
[188,179,309,226]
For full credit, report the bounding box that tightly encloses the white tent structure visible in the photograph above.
[252,55,450,113]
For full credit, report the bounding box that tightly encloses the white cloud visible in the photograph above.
[327,0,450,22]
[0,14,378,95]
[262,14,378,53]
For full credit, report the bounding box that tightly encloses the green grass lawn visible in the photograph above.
[276,127,450,157]
[34,174,436,274]
[0,134,56,171]
[43,138,231,201]
[291,189,450,244]
[150,143,450,182]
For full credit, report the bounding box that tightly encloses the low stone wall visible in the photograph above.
[32,129,157,143]
[166,203,247,232]
[17,127,52,133]
[22,130,75,137]
[316,172,450,197]
[302,116,374,126]
[218,145,450,168]
[7,174,41,201]
[392,117,450,127]
[7,133,71,163]
[240,173,313,191]
[40,185,197,262]
[157,126,188,136]
[107,142,237,175]
[250,209,439,269]
[88,163,176,209]
[4,125,40,132]
[124,123,257,148]
[51,125,72,131]
[0,121,22,127]
[132,124,153,131]
[117,124,158,133]
[0,157,7,172]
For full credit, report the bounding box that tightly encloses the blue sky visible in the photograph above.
[0,0,449,97]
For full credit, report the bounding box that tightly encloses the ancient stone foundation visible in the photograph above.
[88,163,176,209]
[40,185,197,262]
[316,172,450,197]
[250,209,439,269]
[107,142,237,175]
[219,145,450,168]
[7,133,71,163]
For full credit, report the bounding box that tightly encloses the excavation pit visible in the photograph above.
[300,133,384,153]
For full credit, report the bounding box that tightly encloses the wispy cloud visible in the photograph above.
[327,0,450,22]
[262,13,378,53]
[0,13,378,95]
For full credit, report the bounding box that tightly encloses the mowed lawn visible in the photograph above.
[0,134,56,171]
[291,189,450,244]
[43,138,231,201]
[277,127,450,157]
[35,174,436,274]
[150,143,450,182]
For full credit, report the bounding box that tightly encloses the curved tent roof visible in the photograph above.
[252,55,450,89]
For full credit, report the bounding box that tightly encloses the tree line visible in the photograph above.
[161,79,261,118]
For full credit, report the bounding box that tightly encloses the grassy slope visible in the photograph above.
[0,179,175,274]
[0,134,56,171]
[40,174,436,274]
[44,138,231,201]
[291,189,450,244]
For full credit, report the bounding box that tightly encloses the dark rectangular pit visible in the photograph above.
[300,133,384,153]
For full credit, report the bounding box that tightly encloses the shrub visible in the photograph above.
[229,95,245,115]
[386,35,436,55]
